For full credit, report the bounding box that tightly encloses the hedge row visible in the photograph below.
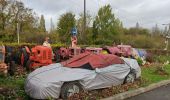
[1,42,170,56]
[0,42,66,48]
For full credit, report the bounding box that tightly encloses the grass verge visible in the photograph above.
[141,64,170,86]
[0,75,29,100]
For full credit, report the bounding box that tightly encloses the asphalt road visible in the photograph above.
[126,84,170,100]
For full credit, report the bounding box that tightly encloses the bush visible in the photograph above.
[154,55,170,63]
[137,58,143,66]
[116,34,164,49]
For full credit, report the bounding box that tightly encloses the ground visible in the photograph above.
[126,84,170,100]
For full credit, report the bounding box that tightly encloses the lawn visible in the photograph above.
[0,63,170,99]
[141,64,170,86]
[0,75,29,99]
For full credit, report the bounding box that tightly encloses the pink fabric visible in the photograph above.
[61,52,124,69]
[107,47,120,54]
[117,45,132,57]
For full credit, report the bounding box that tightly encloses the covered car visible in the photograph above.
[117,45,133,57]
[25,53,141,99]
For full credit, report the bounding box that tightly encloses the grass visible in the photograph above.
[0,76,25,88]
[141,64,170,86]
[0,75,29,99]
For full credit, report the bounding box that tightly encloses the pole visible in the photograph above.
[17,23,20,44]
[84,0,86,34]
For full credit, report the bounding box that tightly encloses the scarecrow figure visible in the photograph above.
[43,37,51,48]
[71,27,78,48]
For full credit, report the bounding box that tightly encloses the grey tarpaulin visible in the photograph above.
[25,58,141,99]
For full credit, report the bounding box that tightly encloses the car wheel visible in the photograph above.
[21,48,30,67]
[60,82,83,100]
[124,72,136,83]
[26,60,32,71]
[8,61,16,76]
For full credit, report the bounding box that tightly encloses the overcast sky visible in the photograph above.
[22,0,170,31]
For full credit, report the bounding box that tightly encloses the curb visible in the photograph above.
[102,79,170,100]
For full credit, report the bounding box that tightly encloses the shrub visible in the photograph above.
[137,58,143,66]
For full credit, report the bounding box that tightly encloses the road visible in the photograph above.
[126,84,170,100]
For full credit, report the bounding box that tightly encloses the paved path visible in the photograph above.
[126,84,170,100]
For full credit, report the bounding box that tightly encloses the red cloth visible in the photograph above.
[61,52,124,69]
[106,47,120,54]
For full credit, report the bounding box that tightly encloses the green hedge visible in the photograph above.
[0,42,66,48]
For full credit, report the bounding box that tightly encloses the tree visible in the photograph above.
[152,24,161,36]
[50,17,55,33]
[0,0,13,32]
[125,27,150,36]
[10,1,38,34]
[136,22,139,29]
[92,20,98,42]
[93,4,123,43]
[38,15,46,32]
[0,0,39,42]
[77,12,92,44]
[57,12,76,43]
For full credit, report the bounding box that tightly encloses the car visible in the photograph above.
[25,53,141,99]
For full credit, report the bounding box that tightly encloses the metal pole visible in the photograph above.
[84,0,86,34]
[17,23,20,44]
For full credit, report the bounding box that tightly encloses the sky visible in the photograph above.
[22,0,170,31]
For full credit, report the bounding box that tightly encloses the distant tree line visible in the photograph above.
[0,0,168,49]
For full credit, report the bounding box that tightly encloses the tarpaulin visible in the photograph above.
[104,46,120,54]
[61,52,124,69]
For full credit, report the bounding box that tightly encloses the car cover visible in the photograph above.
[132,48,147,59]
[137,49,147,59]
[104,46,120,55]
[61,52,124,69]
[117,45,133,57]
[25,58,141,99]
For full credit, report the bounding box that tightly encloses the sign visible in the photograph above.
[71,27,77,36]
